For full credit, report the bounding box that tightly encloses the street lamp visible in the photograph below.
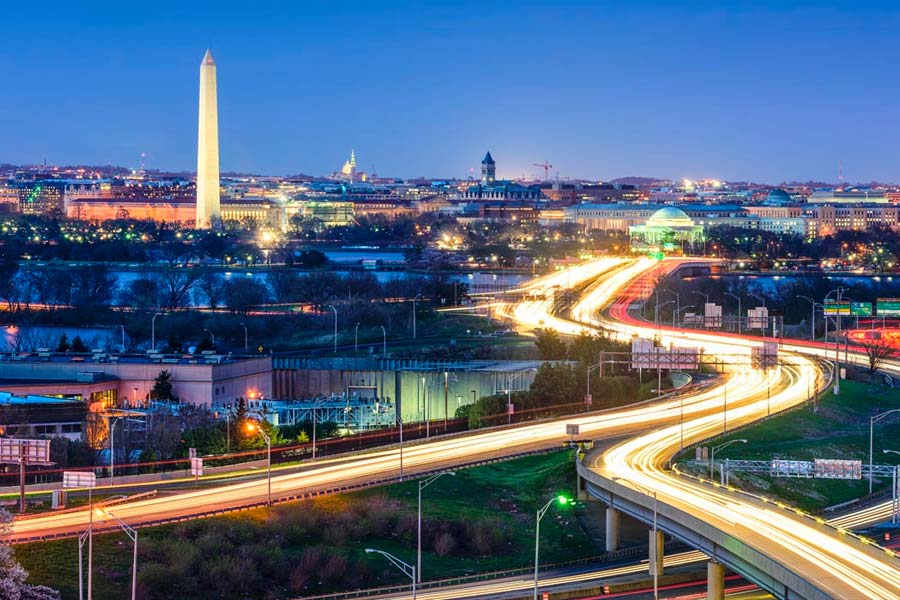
[365,548,416,600]
[710,439,747,481]
[870,410,900,493]
[724,292,742,334]
[692,290,709,304]
[417,471,455,582]
[673,304,695,328]
[612,477,658,600]
[151,312,163,351]
[533,494,572,600]
[245,421,272,505]
[203,328,215,349]
[798,296,817,341]
[884,449,900,524]
[119,324,126,353]
[93,506,138,600]
[665,290,680,324]
[239,321,248,352]
[327,305,338,354]
[380,325,387,355]
[354,322,360,353]
[413,293,422,340]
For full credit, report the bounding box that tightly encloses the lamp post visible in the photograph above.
[327,305,338,354]
[418,471,455,582]
[380,325,387,355]
[612,477,658,600]
[354,322,360,353]
[533,495,572,600]
[365,548,416,600]
[673,305,695,328]
[245,422,272,505]
[151,312,163,350]
[665,290,680,326]
[203,328,215,349]
[824,287,845,394]
[93,507,138,600]
[724,292,741,334]
[397,412,404,481]
[798,296,816,341]
[413,293,422,340]
[710,439,747,481]
[240,321,248,352]
[884,449,900,523]
[692,290,709,304]
[119,324,126,353]
[870,409,900,493]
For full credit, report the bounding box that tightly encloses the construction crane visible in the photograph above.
[533,161,553,181]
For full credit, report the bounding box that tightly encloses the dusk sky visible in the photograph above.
[3,1,900,183]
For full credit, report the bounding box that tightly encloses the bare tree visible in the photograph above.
[859,336,899,373]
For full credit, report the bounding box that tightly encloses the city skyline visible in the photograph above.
[3,1,900,183]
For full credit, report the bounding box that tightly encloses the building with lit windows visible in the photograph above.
[628,206,705,250]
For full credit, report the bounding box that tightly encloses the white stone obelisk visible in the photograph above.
[196,49,220,228]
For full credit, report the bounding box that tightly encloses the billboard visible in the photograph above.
[771,459,814,478]
[704,303,723,329]
[0,438,51,465]
[878,298,900,316]
[630,338,700,370]
[747,306,769,329]
[851,302,872,317]
[814,459,862,480]
[823,301,851,316]
[63,471,97,489]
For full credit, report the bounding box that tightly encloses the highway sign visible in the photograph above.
[814,459,862,480]
[851,302,873,317]
[583,394,592,406]
[0,438,51,465]
[823,301,851,316]
[771,459,814,478]
[878,298,900,316]
[566,424,580,436]
[190,457,204,477]
[63,471,96,489]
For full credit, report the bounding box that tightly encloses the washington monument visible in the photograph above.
[196,49,220,228]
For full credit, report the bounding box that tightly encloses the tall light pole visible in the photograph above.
[245,422,272,505]
[418,471,455,582]
[413,293,422,340]
[665,290,680,325]
[798,296,816,341]
[151,312,163,350]
[884,449,900,524]
[354,322,360,353]
[203,328,215,349]
[365,548,415,600]
[613,477,658,600]
[692,290,709,304]
[710,439,747,481]
[533,495,572,600]
[724,292,741,334]
[397,411,404,481]
[93,507,138,600]
[673,305,695,328]
[119,324,126,353]
[380,325,387,355]
[328,305,338,354]
[870,409,900,493]
[240,321,248,352]
[825,287,845,394]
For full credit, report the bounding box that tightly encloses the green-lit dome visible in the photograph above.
[647,206,693,227]
[765,188,792,205]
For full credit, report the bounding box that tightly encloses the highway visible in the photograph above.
[514,256,900,598]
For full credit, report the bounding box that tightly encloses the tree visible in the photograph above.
[55,334,70,353]
[70,336,88,353]
[530,362,578,406]
[223,278,268,316]
[860,336,899,373]
[151,370,174,401]
[0,508,60,598]
[197,270,226,309]
[534,329,567,360]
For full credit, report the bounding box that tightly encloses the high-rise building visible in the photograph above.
[481,151,495,185]
[196,49,220,228]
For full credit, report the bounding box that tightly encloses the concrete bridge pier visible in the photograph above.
[707,560,725,600]
[649,529,664,576]
[605,507,620,552]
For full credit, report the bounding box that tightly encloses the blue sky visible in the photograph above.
[2,1,900,183]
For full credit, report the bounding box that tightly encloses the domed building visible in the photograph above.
[629,206,705,252]
[764,188,792,206]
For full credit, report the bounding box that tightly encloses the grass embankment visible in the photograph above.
[17,451,595,599]
[678,378,900,512]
